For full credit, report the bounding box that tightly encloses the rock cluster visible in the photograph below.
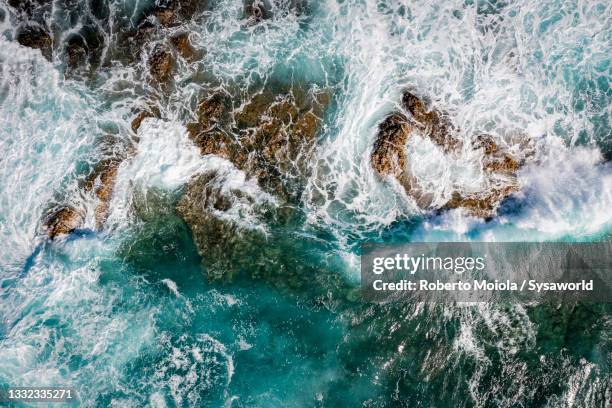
[16,23,52,60]
[175,83,330,269]
[44,206,84,239]
[372,91,530,219]
[185,84,330,201]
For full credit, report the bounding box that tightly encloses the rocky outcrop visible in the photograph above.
[83,158,122,228]
[245,0,268,23]
[131,108,160,133]
[371,91,530,219]
[185,85,330,200]
[170,33,196,60]
[16,23,52,60]
[148,46,173,83]
[176,84,330,269]
[43,206,83,239]
[154,0,201,27]
[401,91,461,152]
[371,113,411,178]
[65,35,87,68]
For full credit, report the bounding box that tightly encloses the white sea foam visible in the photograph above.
[302,0,611,245]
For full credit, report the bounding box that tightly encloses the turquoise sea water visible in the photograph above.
[0,0,611,406]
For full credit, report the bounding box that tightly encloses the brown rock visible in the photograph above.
[65,36,87,68]
[149,46,173,83]
[131,110,156,133]
[185,86,329,200]
[178,85,331,262]
[444,184,519,219]
[134,20,156,46]
[371,113,411,177]
[84,159,121,227]
[186,94,236,158]
[245,0,268,22]
[371,91,527,219]
[176,171,266,278]
[44,206,83,239]
[170,33,195,60]
[473,134,520,174]
[401,91,460,152]
[16,24,52,60]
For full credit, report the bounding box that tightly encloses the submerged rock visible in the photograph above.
[43,206,83,239]
[8,0,52,19]
[371,91,528,218]
[371,113,411,178]
[176,170,270,278]
[16,23,52,60]
[244,0,308,23]
[154,0,201,27]
[148,46,173,83]
[170,32,196,60]
[245,0,268,22]
[178,84,330,269]
[186,84,330,200]
[65,35,87,68]
[131,109,159,133]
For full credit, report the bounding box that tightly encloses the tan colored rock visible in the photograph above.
[371,113,411,178]
[402,91,461,152]
[44,206,83,239]
[371,91,529,218]
[185,86,330,200]
[84,158,121,228]
[178,85,331,263]
[131,110,158,133]
[444,185,519,220]
[474,134,520,174]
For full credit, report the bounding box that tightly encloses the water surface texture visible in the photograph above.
[0,0,610,406]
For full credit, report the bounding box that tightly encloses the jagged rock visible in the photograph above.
[44,206,83,239]
[65,35,87,68]
[134,20,156,46]
[176,170,268,278]
[371,113,411,178]
[186,85,329,200]
[84,158,121,227]
[371,91,528,218]
[8,0,51,18]
[443,185,519,220]
[402,91,461,152]
[178,84,330,267]
[245,0,268,22]
[473,134,520,174]
[186,93,235,158]
[76,24,105,65]
[170,32,196,60]
[131,109,159,133]
[244,0,308,23]
[16,23,52,60]
[148,46,173,82]
[154,0,200,27]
